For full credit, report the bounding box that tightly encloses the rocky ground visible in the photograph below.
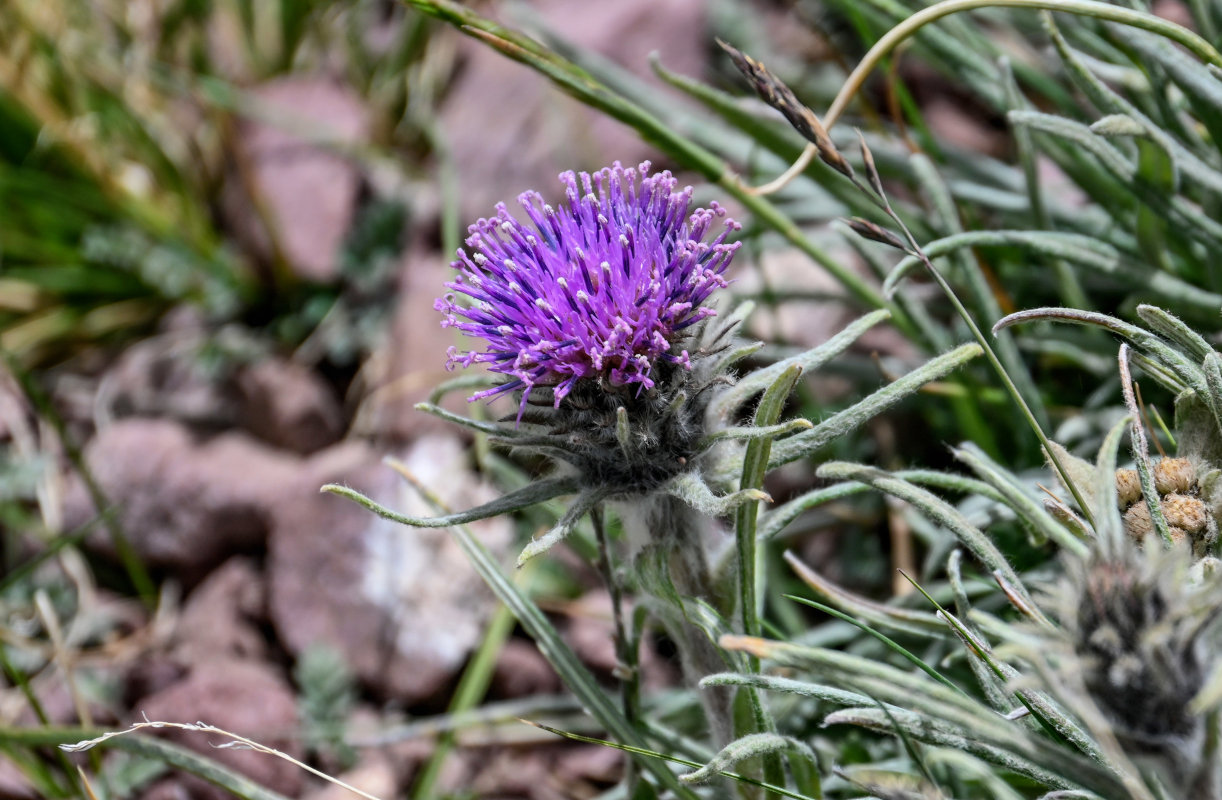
[0,1,1012,797]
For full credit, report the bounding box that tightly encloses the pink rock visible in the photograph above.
[63,419,298,579]
[173,557,268,664]
[1151,0,1194,26]
[97,336,240,428]
[365,251,469,440]
[236,359,344,454]
[299,751,398,800]
[134,659,304,798]
[490,638,561,699]
[224,78,370,283]
[0,757,38,800]
[563,591,676,691]
[267,435,511,704]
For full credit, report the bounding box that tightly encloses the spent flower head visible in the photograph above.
[436,161,740,418]
[1035,544,1222,793]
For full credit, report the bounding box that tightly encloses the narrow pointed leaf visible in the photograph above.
[517,489,609,566]
[665,472,769,517]
[322,475,579,529]
[709,309,890,422]
[769,344,983,468]
[680,733,817,785]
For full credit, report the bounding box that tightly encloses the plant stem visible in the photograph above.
[591,505,645,796]
[734,367,801,800]
[757,0,1222,194]
[872,193,1096,527]
[591,507,641,726]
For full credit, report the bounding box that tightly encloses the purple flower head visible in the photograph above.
[436,161,741,418]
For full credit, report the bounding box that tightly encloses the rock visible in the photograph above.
[15,674,116,728]
[1152,0,1194,26]
[437,0,708,222]
[553,743,623,788]
[466,749,552,798]
[490,638,561,699]
[173,557,268,664]
[134,659,304,799]
[373,250,497,440]
[564,590,622,679]
[563,591,675,691]
[123,657,188,709]
[268,435,511,705]
[96,335,240,428]
[0,756,38,800]
[140,775,215,800]
[299,751,398,800]
[222,78,370,283]
[235,360,344,454]
[62,418,298,579]
[464,744,621,799]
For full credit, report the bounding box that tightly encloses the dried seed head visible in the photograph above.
[717,39,853,179]
[1123,500,1189,547]
[1115,458,1217,558]
[1054,549,1219,762]
[846,217,907,250]
[1124,501,1155,541]
[1155,457,1196,496]
[1162,493,1209,535]
[1115,468,1142,509]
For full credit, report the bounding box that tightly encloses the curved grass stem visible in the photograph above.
[751,0,1222,195]
[906,243,1095,527]
[855,167,1097,528]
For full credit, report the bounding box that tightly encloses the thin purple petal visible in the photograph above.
[437,161,741,412]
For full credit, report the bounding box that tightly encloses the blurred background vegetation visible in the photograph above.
[2,0,1222,797]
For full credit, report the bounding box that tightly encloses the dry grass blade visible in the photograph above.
[716,39,853,179]
[846,217,907,250]
[62,719,383,800]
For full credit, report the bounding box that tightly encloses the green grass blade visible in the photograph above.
[768,343,983,468]
[782,593,966,696]
[321,480,702,800]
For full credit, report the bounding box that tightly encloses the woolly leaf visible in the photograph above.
[679,733,817,785]
[517,488,609,566]
[769,344,983,468]
[322,475,580,530]
[709,309,890,421]
[664,471,769,517]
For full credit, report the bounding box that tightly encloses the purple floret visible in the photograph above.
[435,161,741,418]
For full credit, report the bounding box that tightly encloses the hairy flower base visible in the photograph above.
[436,161,740,418]
[509,357,707,495]
[1051,548,1217,753]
